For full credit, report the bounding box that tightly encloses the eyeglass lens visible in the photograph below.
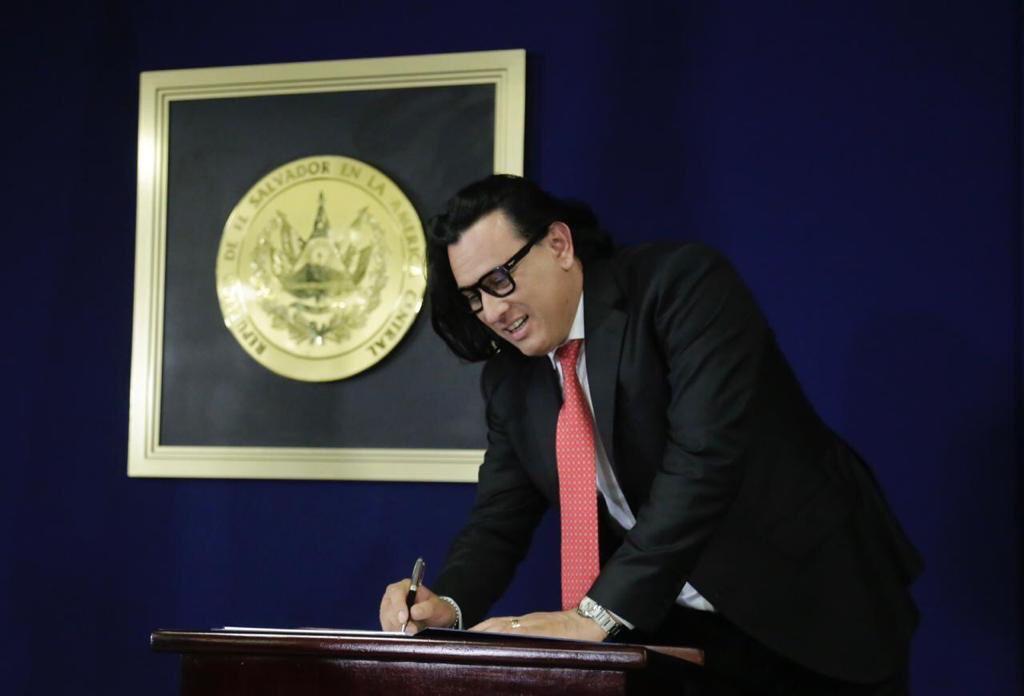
[464,269,516,312]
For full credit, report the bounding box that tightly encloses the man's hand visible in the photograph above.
[470,609,608,641]
[379,579,456,635]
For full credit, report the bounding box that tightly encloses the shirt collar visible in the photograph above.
[547,293,585,369]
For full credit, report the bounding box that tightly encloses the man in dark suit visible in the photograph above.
[379,175,921,694]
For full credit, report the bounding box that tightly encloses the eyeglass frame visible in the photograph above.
[457,226,550,314]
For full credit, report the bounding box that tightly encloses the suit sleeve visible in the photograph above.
[432,360,549,626]
[588,246,768,632]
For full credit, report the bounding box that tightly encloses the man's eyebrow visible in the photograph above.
[457,269,493,292]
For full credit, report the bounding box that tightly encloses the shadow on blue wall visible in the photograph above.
[843,312,1020,691]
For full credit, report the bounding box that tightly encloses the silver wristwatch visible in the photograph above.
[577,596,624,637]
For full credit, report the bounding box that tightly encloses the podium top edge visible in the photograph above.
[150,629,652,670]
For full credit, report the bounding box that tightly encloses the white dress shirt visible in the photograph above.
[548,294,716,627]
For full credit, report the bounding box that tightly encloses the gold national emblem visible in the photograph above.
[216,155,426,381]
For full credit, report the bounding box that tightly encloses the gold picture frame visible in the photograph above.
[129,49,525,482]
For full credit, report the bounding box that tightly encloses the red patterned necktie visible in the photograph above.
[555,339,600,610]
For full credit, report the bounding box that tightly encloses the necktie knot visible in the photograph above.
[556,339,583,371]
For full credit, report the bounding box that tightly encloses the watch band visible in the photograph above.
[577,596,623,637]
[437,595,463,629]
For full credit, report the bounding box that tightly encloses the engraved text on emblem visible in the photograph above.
[216,156,426,382]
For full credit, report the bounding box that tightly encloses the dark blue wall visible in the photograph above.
[3,1,1019,694]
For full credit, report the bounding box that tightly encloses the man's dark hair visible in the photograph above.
[425,174,615,361]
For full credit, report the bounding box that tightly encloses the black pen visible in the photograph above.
[401,557,426,634]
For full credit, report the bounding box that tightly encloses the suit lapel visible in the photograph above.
[525,357,560,498]
[583,259,627,471]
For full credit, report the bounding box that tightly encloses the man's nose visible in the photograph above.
[479,292,508,324]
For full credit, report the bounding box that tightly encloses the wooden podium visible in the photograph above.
[151,629,703,695]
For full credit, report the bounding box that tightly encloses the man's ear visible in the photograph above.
[546,221,576,269]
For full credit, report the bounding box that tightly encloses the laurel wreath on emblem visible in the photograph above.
[248,193,390,346]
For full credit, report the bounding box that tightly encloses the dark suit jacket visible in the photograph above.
[433,243,922,682]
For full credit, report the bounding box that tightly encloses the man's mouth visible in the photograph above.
[505,316,528,334]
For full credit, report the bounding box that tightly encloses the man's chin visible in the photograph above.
[510,336,554,358]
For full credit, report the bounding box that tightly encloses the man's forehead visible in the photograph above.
[449,210,523,284]
[463,210,521,247]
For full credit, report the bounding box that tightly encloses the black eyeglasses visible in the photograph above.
[458,228,548,313]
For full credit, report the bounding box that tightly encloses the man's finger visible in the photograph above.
[380,603,407,631]
[470,616,507,633]
[379,579,414,631]
[383,581,410,610]
[409,600,433,622]
[386,579,411,595]
[411,597,455,628]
